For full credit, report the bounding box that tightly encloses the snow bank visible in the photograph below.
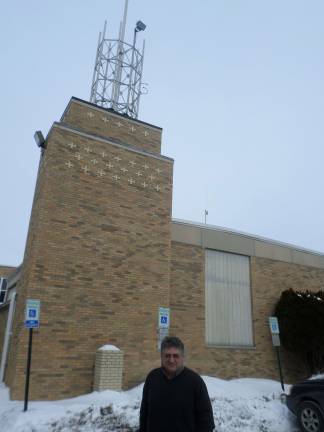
[0,377,299,432]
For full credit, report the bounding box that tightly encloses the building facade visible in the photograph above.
[1,97,324,400]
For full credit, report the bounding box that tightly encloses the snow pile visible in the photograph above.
[309,373,324,380]
[0,377,299,432]
[98,345,120,351]
[206,377,298,432]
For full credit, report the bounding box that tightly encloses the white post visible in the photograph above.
[0,292,16,383]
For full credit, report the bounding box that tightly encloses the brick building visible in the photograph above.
[1,96,324,400]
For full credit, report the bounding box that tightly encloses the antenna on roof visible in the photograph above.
[204,209,208,224]
[90,0,146,119]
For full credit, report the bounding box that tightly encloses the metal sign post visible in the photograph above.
[275,346,285,392]
[23,299,40,412]
[268,316,285,392]
[24,327,33,412]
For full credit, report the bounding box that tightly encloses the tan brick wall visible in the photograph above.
[5,148,48,396]
[62,98,162,155]
[170,241,324,384]
[0,266,16,278]
[7,100,173,400]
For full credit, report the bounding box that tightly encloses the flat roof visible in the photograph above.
[171,218,324,269]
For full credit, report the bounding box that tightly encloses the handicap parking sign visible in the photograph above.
[25,299,41,329]
[29,309,36,318]
[269,316,280,334]
[158,307,170,329]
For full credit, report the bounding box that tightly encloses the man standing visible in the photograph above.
[139,336,215,432]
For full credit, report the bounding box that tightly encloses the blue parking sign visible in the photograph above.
[29,309,36,318]
[158,307,170,329]
[25,300,41,328]
[269,316,279,334]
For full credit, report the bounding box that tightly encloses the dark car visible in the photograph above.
[287,378,324,432]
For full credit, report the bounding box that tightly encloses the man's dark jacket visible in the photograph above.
[139,367,215,432]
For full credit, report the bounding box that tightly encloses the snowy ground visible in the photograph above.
[0,376,300,432]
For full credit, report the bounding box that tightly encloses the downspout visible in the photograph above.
[0,292,17,383]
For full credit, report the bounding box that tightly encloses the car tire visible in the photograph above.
[297,401,324,432]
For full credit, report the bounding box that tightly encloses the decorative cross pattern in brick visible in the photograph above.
[83,110,154,140]
[63,141,165,192]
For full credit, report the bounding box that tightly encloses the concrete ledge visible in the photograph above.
[171,219,324,269]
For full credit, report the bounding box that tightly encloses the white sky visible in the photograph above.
[1,0,324,266]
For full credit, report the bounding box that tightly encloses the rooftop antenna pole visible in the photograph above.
[111,21,123,108]
[133,39,145,116]
[121,0,129,42]
[126,26,138,110]
[204,210,208,224]
[112,0,129,110]
[90,22,107,103]
[90,30,102,100]
[89,0,147,118]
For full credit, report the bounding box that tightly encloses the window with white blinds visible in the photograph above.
[205,249,253,347]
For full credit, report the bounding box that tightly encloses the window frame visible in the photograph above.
[0,278,8,304]
[205,249,254,348]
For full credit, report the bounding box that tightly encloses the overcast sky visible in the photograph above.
[1,0,324,266]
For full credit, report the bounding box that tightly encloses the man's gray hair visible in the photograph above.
[161,336,184,354]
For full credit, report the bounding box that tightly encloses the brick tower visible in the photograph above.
[6,97,173,399]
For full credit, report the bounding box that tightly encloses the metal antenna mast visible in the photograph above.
[90,0,146,119]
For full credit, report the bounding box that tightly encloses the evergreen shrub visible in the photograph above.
[275,289,324,374]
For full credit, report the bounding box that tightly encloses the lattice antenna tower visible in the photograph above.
[90,0,146,119]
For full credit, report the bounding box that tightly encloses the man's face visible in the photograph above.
[161,346,184,377]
